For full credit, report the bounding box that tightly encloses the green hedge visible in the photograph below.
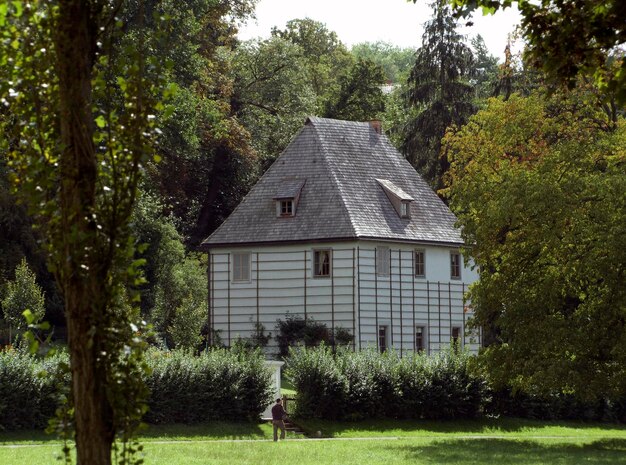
[0,349,68,430]
[144,348,274,423]
[0,347,274,430]
[286,345,486,421]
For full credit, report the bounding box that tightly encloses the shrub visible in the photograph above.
[144,347,274,423]
[0,349,68,430]
[285,344,347,419]
[286,346,487,421]
[275,315,353,357]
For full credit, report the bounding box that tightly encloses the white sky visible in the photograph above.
[238,0,522,61]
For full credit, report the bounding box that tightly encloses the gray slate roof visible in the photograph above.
[201,117,463,248]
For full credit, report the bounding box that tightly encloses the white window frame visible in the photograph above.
[232,252,251,283]
[313,249,331,278]
[450,252,462,280]
[414,249,425,278]
[376,246,390,277]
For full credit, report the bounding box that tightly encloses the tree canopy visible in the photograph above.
[438,0,626,104]
[403,0,476,190]
[443,91,626,399]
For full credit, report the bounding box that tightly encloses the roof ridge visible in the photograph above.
[311,124,359,239]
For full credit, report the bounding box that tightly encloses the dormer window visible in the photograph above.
[274,179,305,218]
[376,179,414,219]
[400,201,410,218]
[280,200,294,216]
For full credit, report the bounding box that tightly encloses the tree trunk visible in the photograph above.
[54,1,114,464]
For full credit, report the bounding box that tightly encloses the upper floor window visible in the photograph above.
[376,179,414,219]
[400,201,410,218]
[376,246,390,276]
[232,252,251,282]
[274,179,305,218]
[450,252,461,279]
[414,249,425,277]
[313,249,331,278]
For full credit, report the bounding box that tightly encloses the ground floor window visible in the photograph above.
[378,325,388,353]
[451,326,461,351]
[415,326,426,352]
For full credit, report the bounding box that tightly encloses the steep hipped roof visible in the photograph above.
[201,117,463,249]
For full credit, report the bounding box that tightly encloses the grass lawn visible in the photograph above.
[1,418,625,465]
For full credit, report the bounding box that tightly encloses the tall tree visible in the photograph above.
[271,18,353,113]
[350,41,415,83]
[1,258,45,344]
[403,0,475,190]
[324,58,386,121]
[1,1,164,463]
[121,0,259,246]
[443,91,626,399]
[232,37,316,167]
[471,34,499,100]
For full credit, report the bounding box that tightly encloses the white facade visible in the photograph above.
[208,240,480,356]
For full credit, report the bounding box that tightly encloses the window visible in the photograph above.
[414,250,425,277]
[451,326,461,351]
[378,325,388,353]
[232,252,250,282]
[450,252,461,279]
[415,326,425,352]
[313,249,331,277]
[400,201,410,218]
[376,247,390,276]
[280,200,293,216]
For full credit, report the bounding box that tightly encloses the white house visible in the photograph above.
[200,117,480,355]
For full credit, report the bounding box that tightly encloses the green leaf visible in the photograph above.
[95,115,106,128]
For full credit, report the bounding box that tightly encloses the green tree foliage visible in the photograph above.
[443,91,626,400]
[232,37,316,166]
[0,1,165,463]
[324,58,386,121]
[130,192,207,349]
[350,41,415,83]
[1,259,45,343]
[122,0,259,245]
[271,18,354,113]
[403,0,475,190]
[443,0,626,105]
[471,35,499,100]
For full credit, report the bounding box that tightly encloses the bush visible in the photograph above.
[0,349,68,430]
[286,346,487,421]
[144,347,274,423]
[285,344,347,419]
[275,315,353,357]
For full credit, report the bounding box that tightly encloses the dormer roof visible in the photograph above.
[201,117,463,249]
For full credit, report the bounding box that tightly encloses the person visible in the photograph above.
[271,398,287,441]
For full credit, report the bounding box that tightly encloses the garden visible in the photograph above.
[1,345,625,464]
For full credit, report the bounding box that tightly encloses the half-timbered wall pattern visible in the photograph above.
[209,242,479,355]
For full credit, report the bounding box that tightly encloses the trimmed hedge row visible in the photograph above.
[286,345,626,422]
[0,350,68,430]
[144,348,274,423]
[286,345,486,421]
[0,347,274,430]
